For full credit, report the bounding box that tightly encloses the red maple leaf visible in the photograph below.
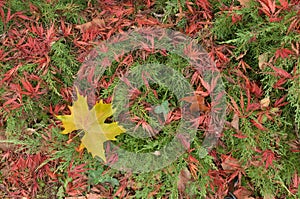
[275,48,294,59]
[262,150,276,168]
[250,119,267,131]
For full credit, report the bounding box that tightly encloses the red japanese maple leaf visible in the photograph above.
[275,48,294,59]
[262,150,276,168]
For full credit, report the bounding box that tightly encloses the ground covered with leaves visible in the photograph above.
[0,0,299,198]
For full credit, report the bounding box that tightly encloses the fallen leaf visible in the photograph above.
[275,48,294,59]
[234,187,254,199]
[238,0,251,7]
[221,155,241,171]
[57,87,126,161]
[181,95,209,112]
[75,18,105,32]
[260,96,270,108]
[279,0,288,9]
[268,64,292,78]
[177,167,192,198]
[251,119,267,131]
[258,53,268,70]
[231,113,239,131]
[264,194,275,199]
[0,133,15,151]
[86,193,101,199]
[233,133,248,139]
[262,149,275,169]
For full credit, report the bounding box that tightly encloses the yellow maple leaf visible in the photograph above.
[56,88,125,162]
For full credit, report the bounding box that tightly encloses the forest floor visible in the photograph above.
[0,0,299,198]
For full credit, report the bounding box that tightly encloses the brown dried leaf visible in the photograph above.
[0,134,15,151]
[260,97,270,108]
[231,113,239,131]
[234,187,254,199]
[181,95,209,112]
[75,18,105,32]
[238,0,251,7]
[177,167,191,194]
[258,53,268,70]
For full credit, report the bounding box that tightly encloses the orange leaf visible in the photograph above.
[75,18,105,32]
[181,95,210,112]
